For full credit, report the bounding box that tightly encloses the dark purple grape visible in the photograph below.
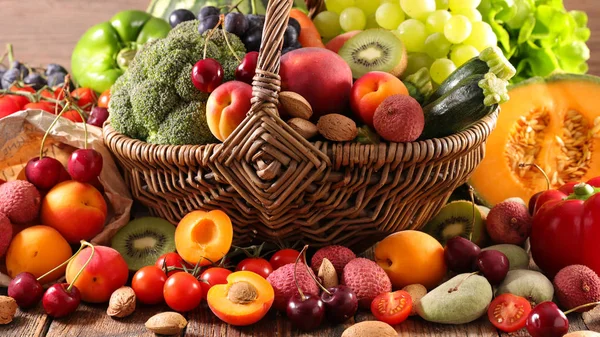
[24,72,47,90]
[47,72,67,88]
[475,250,509,285]
[246,14,265,31]
[286,294,324,331]
[169,9,196,28]
[198,15,221,35]
[2,68,21,89]
[87,107,110,127]
[198,6,220,20]
[45,63,67,76]
[288,17,301,35]
[444,236,481,273]
[224,12,249,37]
[10,61,29,78]
[242,26,263,52]
[283,25,299,48]
[320,285,358,323]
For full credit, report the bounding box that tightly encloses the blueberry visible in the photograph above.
[242,26,263,52]
[23,72,47,90]
[224,12,249,37]
[198,15,221,35]
[169,8,196,28]
[198,6,220,20]
[45,63,67,76]
[288,17,301,35]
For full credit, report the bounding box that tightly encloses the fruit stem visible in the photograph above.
[564,301,600,315]
[67,241,95,292]
[6,43,14,65]
[227,0,246,13]
[0,50,7,65]
[519,163,550,190]
[39,103,70,160]
[448,271,479,293]
[294,245,308,301]
[203,15,225,60]
[36,240,87,282]
[300,245,331,295]
[251,0,257,15]
[220,21,242,63]
[468,186,476,242]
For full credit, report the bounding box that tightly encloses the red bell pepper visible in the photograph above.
[530,179,600,278]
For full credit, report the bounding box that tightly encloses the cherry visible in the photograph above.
[87,107,109,128]
[68,149,103,183]
[525,301,569,337]
[42,283,81,318]
[25,156,68,190]
[321,285,358,323]
[8,272,44,308]
[475,250,509,285]
[528,191,543,215]
[235,51,259,85]
[191,58,224,93]
[286,293,325,331]
[444,236,481,273]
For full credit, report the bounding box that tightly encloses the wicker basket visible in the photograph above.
[103,0,498,252]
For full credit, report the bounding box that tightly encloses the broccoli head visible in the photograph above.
[109,19,247,145]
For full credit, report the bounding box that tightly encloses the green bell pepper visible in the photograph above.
[71,10,170,93]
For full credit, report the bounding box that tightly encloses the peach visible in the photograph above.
[175,210,233,267]
[206,81,253,142]
[5,225,73,284]
[207,271,274,326]
[40,180,107,243]
[350,71,409,128]
[280,47,353,119]
[326,30,362,54]
[65,245,129,303]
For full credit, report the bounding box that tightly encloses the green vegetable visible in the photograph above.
[71,10,171,93]
[479,0,591,83]
[146,0,307,20]
[403,67,433,105]
[420,72,509,140]
[109,19,243,145]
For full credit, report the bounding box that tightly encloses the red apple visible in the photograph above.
[206,81,253,142]
[350,71,409,127]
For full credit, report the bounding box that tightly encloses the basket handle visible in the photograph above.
[305,0,325,18]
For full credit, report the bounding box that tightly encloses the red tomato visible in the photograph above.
[61,110,83,123]
[235,258,273,278]
[98,89,111,108]
[163,272,204,312]
[8,84,34,109]
[132,266,168,305]
[269,249,302,270]
[487,293,531,333]
[200,267,232,287]
[370,291,412,325]
[53,87,66,100]
[71,88,97,110]
[155,252,193,277]
[24,102,54,114]
[0,97,21,118]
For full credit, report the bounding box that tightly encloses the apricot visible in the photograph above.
[206,81,252,142]
[350,72,409,128]
[174,210,233,266]
[374,230,447,289]
[207,271,274,326]
[5,225,73,284]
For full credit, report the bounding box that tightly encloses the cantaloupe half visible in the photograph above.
[470,74,600,206]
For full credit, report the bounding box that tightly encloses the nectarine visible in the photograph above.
[175,210,233,266]
[325,30,361,53]
[206,81,252,142]
[350,71,409,127]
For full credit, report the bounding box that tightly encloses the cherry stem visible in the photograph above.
[227,0,246,13]
[0,50,7,65]
[301,245,331,295]
[203,15,225,60]
[251,0,257,15]
[39,103,70,160]
[564,301,600,315]
[448,271,479,293]
[519,163,550,190]
[66,241,95,292]
[6,43,14,65]
[36,240,88,283]
[220,21,242,63]
[468,186,476,242]
[294,245,307,301]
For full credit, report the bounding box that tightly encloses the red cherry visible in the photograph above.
[25,156,68,190]
[42,283,81,318]
[525,301,569,337]
[67,149,103,183]
[191,58,224,93]
[8,272,44,308]
[235,51,259,85]
[87,107,109,127]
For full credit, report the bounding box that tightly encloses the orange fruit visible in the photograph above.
[374,230,447,289]
[6,225,73,283]
[175,210,233,266]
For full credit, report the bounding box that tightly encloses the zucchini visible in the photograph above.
[425,46,515,104]
[420,72,509,140]
[403,67,433,105]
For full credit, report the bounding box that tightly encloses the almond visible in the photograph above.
[288,118,318,140]
[279,91,313,120]
[317,114,358,142]
[342,321,397,337]
[402,284,427,316]
[145,312,187,335]
[0,296,17,325]
[318,258,339,289]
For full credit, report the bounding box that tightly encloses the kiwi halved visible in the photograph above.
[338,29,407,79]
[422,200,486,246]
[111,217,176,271]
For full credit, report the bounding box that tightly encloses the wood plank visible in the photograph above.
[498,313,590,337]
[583,306,600,332]
[0,305,50,337]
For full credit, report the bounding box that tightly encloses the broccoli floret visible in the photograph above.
[147,101,217,145]
[130,81,178,132]
[175,64,209,102]
[147,49,193,84]
[109,75,148,140]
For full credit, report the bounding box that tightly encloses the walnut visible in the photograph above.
[107,286,136,318]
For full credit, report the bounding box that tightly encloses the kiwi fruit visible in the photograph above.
[422,200,486,246]
[111,217,176,271]
[338,29,407,79]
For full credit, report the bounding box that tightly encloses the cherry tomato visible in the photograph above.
[53,86,66,100]
[0,97,21,118]
[71,88,97,110]
[269,249,302,270]
[236,258,273,278]
[24,102,54,114]
[163,272,204,312]
[132,266,168,305]
[488,293,532,333]
[61,110,83,123]
[200,267,232,287]
[98,89,111,108]
[370,291,412,325]
[155,252,193,277]
[8,84,35,109]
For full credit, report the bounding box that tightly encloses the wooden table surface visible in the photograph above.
[1,0,600,336]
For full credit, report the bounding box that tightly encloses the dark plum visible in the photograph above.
[286,293,325,331]
[288,17,301,35]
[8,272,44,308]
[246,14,265,31]
[320,285,358,323]
[0,64,6,79]
[47,72,68,88]
[283,25,299,48]
[169,8,196,28]
[224,12,249,37]
[2,68,21,89]
[10,61,29,78]
[87,107,110,127]
[475,250,509,285]
[198,6,220,20]
[242,26,263,52]
[444,236,481,273]
[45,63,67,76]
[198,15,221,35]
[24,72,47,90]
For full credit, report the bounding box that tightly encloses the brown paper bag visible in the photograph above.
[0,109,133,286]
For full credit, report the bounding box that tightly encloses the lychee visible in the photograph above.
[0,180,41,224]
[0,213,13,258]
[342,258,392,308]
[554,265,600,312]
[311,245,356,275]
[266,262,319,311]
[486,198,532,245]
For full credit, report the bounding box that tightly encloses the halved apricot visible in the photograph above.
[207,271,275,326]
[174,210,233,266]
